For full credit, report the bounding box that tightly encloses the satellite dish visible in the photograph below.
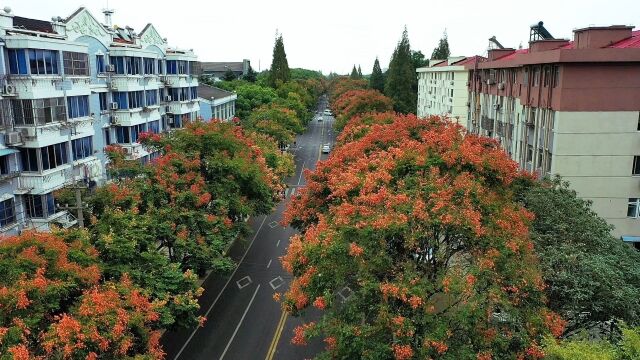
[4,6,12,14]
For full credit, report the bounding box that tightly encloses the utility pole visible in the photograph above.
[58,176,88,229]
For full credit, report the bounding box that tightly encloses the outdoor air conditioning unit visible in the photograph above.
[497,82,505,90]
[167,117,175,124]
[110,102,119,110]
[450,80,454,86]
[122,147,132,155]
[21,127,36,138]
[143,106,150,112]
[4,131,22,145]
[493,103,501,110]
[109,83,118,91]
[165,95,172,102]
[106,64,115,72]
[2,84,16,96]
[486,79,496,85]
[110,115,120,125]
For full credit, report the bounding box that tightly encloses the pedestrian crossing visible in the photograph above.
[284,187,297,198]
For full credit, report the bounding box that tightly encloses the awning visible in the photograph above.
[0,148,18,157]
[621,236,640,243]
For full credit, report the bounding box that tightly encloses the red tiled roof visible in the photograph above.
[433,61,449,67]
[113,38,133,44]
[453,55,486,66]
[608,30,640,48]
[494,48,528,61]
[13,16,54,33]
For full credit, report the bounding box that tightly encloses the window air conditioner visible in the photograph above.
[2,85,16,96]
[110,102,119,110]
[106,64,115,72]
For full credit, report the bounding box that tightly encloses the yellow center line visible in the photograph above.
[265,309,288,360]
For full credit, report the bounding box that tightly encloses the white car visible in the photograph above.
[317,116,323,121]
[322,144,331,154]
[323,109,332,116]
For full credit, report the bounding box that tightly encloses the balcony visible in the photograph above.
[26,210,77,231]
[112,107,160,126]
[71,156,103,182]
[166,101,199,115]
[109,76,147,91]
[6,75,91,98]
[161,75,198,88]
[16,165,71,195]
[121,142,149,160]
[0,170,20,183]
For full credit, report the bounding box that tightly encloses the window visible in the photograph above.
[145,90,158,106]
[130,124,147,143]
[96,54,106,73]
[25,193,55,219]
[28,49,59,75]
[143,58,155,75]
[543,66,551,87]
[111,56,125,74]
[633,156,640,176]
[41,142,69,171]
[533,67,540,87]
[0,155,9,175]
[148,120,160,133]
[190,87,197,100]
[63,52,89,76]
[128,91,144,109]
[552,65,560,88]
[178,61,188,74]
[99,92,109,111]
[157,59,164,75]
[104,128,111,145]
[523,68,529,85]
[20,148,39,172]
[0,198,16,228]
[166,60,177,74]
[628,198,640,218]
[72,136,93,161]
[7,49,28,74]
[115,126,131,143]
[113,92,128,109]
[12,98,66,125]
[67,96,89,119]
[126,57,141,75]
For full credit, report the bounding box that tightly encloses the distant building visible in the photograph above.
[417,56,484,125]
[199,60,250,81]
[0,6,199,236]
[467,24,640,240]
[198,85,237,121]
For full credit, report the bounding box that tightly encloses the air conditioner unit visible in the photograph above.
[109,83,118,91]
[110,115,120,125]
[493,103,501,110]
[106,64,116,72]
[450,80,454,86]
[21,127,36,138]
[122,147,132,154]
[110,102,119,110]
[2,84,16,96]
[143,106,150,112]
[165,95,172,102]
[497,82,505,90]
[486,79,496,85]
[167,117,175,124]
[4,131,22,145]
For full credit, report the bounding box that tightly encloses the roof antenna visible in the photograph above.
[102,0,114,27]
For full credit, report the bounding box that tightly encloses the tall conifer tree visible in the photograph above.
[431,31,451,60]
[357,65,362,78]
[268,33,290,87]
[384,27,417,114]
[369,58,385,92]
[350,65,359,79]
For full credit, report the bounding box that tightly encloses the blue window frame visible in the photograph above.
[143,58,155,75]
[173,114,183,128]
[67,96,89,119]
[126,57,141,75]
[128,91,144,109]
[0,198,16,227]
[190,87,197,100]
[99,92,109,111]
[145,90,158,106]
[20,148,38,172]
[72,136,93,161]
[7,49,28,74]
[111,56,125,74]
[131,123,146,143]
[104,128,111,145]
[41,142,69,171]
[148,120,160,133]
[157,59,164,75]
[166,60,177,74]
[96,54,106,73]
[28,49,59,75]
[25,193,55,219]
[113,92,128,109]
[115,126,130,143]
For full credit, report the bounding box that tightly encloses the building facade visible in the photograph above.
[467,26,640,240]
[199,60,250,81]
[198,84,237,121]
[417,56,482,125]
[0,6,199,236]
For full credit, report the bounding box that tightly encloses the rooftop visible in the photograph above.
[198,84,235,100]
[12,16,54,33]
[200,62,245,73]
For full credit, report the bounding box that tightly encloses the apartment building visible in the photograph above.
[0,6,199,236]
[467,25,640,240]
[417,56,483,125]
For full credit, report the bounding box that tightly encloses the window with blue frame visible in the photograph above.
[96,54,106,73]
[126,57,142,75]
[157,59,164,75]
[111,56,125,74]
[113,92,128,109]
[148,120,160,133]
[63,52,89,76]
[190,87,197,100]
[0,155,9,175]
[143,58,155,75]
[20,148,38,172]
[145,90,158,106]
[7,49,28,74]
[104,128,111,145]
[128,91,144,109]
[131,123,147,143]
[99,92,109,111]
[41,142,69,171]
[67,96,89,118]
[25,193,55,219]
[116,126,130,143]
[166,60,177,74]
[0,198,16,227]
[28,49,59,75]
[71,136,93,161]
[173,114,183,128]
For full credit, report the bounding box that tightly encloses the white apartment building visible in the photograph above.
[417,56,482,126]
[0,6,199,236]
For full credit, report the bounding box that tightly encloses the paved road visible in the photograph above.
[161,97,336,360]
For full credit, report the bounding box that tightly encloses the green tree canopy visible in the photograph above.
[431,31,451,60]
[223,69,237,81]
[411,50,429,69]
[268,34,291,87]
[385,27,418,114]
[350,65,360,79]
[243,65,257,82]
[369,57,385,92]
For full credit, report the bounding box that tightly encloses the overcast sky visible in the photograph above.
[7,0,640,74]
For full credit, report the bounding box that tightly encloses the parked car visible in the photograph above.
[317,116,323,121]
[322,144,331,153]
[323,109,332,116]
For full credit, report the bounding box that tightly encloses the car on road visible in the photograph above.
[322,144,331,154]
[323,109,332,116]
[317,115,323,121]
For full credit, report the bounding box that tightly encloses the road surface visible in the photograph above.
[161,97,336,360]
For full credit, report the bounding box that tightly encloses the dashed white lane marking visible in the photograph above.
[269,276,285,290]
[276,240,280,247]
[267,259,272,269]
[219,284,261,360]
[236,276,252,290]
